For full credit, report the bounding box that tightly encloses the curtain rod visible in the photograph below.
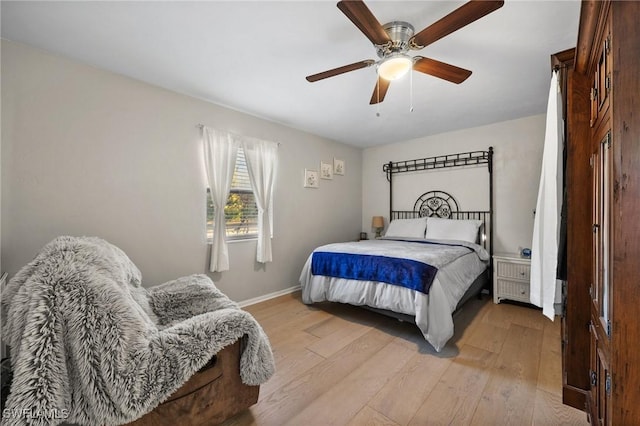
[196,124,280,146]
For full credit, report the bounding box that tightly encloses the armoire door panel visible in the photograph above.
[561,2,639,422]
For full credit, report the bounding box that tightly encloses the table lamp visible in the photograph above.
[371,216,384,238]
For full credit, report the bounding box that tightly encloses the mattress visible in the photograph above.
[299,238,488,351]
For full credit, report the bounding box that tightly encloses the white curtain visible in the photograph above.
[202,126,238,272]
[242,137,278,263]
[530,70,564,320]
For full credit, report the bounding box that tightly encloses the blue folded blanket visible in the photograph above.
[311,251,438,294]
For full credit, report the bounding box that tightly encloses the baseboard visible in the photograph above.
[238,285,301,308]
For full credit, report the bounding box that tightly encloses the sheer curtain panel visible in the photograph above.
[242,137,278,263]
[202,126,238,272]
[530,70,563,319]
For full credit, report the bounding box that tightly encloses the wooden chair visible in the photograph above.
[125,340,259,426]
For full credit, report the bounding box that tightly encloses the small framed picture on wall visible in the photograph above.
[334,158,345,175]
[304,169,319,188]
[320,161,333,180]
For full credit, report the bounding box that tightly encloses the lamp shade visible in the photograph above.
[371,216,384,229]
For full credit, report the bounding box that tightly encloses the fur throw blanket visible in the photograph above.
[1,236,275,426]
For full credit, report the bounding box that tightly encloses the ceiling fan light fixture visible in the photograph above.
[378,54,413,81]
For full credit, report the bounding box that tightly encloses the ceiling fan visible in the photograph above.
[306,0,504,104]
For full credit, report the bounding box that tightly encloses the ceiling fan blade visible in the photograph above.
[306,60,374,82]
[413,57,472,84]
[370,77,391,104]
[337,0,391,46]
[410,0,504,49]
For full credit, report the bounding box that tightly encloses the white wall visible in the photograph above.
[362,114,545,254]
[1,40,362,303]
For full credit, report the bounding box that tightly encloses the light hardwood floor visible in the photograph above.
[223,292,588,426]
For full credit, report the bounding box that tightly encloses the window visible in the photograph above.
[207,147,258,241]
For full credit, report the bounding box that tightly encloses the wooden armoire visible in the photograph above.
[561,1,640,424]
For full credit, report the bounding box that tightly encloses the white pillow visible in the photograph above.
[425,217,482,243]
[384,218,427,238]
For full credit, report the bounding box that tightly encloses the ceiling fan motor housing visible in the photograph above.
[376,21,415,58]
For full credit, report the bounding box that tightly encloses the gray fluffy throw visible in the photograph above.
[1,236,275,426]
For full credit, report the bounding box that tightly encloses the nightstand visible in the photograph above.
[493,253,531,304]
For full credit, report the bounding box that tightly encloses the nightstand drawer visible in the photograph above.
[493,254,531,305]
[496,279,530,303]
[496,261,530,281]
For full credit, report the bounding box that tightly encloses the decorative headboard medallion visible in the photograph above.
[414,191,459,218]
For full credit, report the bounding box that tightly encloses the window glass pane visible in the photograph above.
[207,147,258,241]
[225,189,258,238]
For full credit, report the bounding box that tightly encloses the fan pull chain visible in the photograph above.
[409,68,414,113]
[376,79,381,117]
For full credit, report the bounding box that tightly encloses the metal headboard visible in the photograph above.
[383,147,494,266]
[390,190,490,250]
[414,190,459,218]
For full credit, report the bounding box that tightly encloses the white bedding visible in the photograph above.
[299,238,488,351]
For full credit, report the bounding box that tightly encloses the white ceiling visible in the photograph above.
[1,1,580,148]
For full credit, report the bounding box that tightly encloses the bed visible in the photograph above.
[299,149,494,352]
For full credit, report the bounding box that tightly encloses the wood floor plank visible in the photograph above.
[306,314,381,358]
[262,309,332,345]
[270,329,319,362]
[482,302,546,331]
[450,297,493,347]
[374,315,431,350]
[532,388,589,425]
[369,351,453,425]
[242,291,302,319]
[287,341,416,425]
[305,315,353,338]
[347,406,400,426]
[470,324,543,425]
[506,304,548,331]
[464,321,510,354]
[408,345,498,425]
[250,300,324,333]
[258,348,323,400]
[536,316,563,397]
[219,410,256,426]
[247,328,394,425]
[258,332,325,399]
[224,293,588,426]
